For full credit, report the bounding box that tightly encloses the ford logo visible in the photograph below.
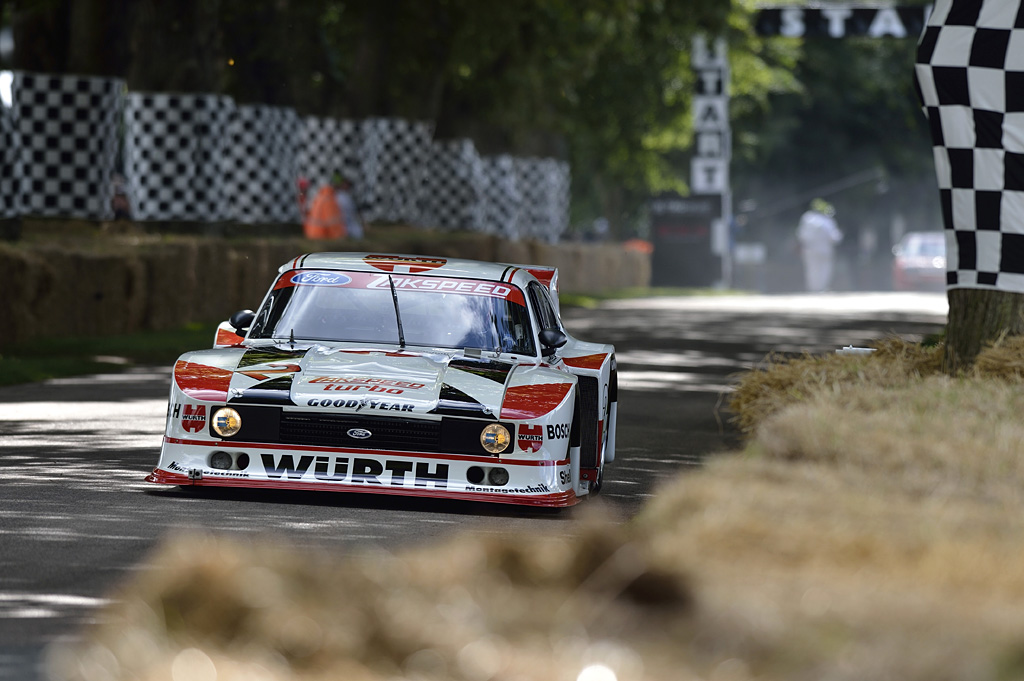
[291,271,352,286]
[347,428,372,440]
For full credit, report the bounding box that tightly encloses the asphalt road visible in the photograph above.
[0,292,947,680]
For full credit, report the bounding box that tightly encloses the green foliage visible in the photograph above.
[728,0,937,249]
[8,0,936,245]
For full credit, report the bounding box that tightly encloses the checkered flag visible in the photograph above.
[124,92,234,221]
[2,71,574,234]
[222,105,301,224]
[10,72,123,220]
[0,104,19,219]
[296,116,362,214]
[358,118,433,224]
[915,0,1024,291]
[515,157,570,242]
[480,155,523,239]
[419,139,485,231]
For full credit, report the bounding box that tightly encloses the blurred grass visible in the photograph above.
[0,322,218,387]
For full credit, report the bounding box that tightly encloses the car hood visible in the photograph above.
[206,346,520,418]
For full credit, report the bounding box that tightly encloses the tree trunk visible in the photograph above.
[944,288,1024,374]
[349,0,394,118]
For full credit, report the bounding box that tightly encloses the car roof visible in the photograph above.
[281,252,539,285]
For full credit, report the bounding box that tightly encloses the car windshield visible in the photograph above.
[248,269,537,355]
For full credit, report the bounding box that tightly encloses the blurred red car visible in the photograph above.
[892,231,946,291]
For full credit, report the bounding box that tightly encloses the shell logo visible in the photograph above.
[364,255,447,274]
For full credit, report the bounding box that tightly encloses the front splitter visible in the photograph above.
[145,468,580,508]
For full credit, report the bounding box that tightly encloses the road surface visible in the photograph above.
[0,292,947,680]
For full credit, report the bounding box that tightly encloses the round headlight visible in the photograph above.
[212,407,242,437]
[480,424,511,454]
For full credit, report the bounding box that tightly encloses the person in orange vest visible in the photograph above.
[303,174,347,240]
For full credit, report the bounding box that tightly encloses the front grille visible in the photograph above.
[280,412,440,450]
[577,375,600,467]
[225,405,512,456]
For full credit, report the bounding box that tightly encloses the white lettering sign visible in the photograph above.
[691,158,729,194]
[821,8,853,37]
[693,96,728,132]
[697,131,723,158]
[869,8,907,38]
[756,7,923,38]
[692,35,728,69]
[781,8,804,37]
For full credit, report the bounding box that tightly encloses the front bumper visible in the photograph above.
[147,437,579,508]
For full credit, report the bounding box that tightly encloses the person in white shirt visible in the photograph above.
[796,198,842,292]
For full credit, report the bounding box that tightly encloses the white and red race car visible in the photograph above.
[146,253,617,507]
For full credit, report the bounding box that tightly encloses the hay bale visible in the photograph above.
[0,246,54,347]
[47,514,695,681]
[728,338,943,435]
[973,335,1024,380]
[2,233,650,347]
[495,239,533,267]
[138,243,198,331]
[22,250,147,338]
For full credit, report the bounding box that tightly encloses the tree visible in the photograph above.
[944,290,1024,373]
[4,0,792,240]
[10,0,132,77]
[728,8,938,273]
[126,0,224,93]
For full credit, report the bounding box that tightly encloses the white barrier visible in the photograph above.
[0,71,571,240]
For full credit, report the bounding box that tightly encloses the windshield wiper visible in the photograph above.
[387,275,406,350]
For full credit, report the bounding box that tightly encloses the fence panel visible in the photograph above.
[11,71,122,219]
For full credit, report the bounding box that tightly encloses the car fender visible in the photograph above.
[560,340,616,477]
[213,321,245,348]
[500,364,585,495]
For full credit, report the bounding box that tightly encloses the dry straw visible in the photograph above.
[731,334,1024,436]
[728,336,944,435]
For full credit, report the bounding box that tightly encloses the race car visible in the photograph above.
[146,253,617,507]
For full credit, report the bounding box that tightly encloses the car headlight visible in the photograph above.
[480,423,511,454]
[212,407,242,437]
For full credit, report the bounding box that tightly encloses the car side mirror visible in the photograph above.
[230,309,256,332]
[539,328,567,356]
